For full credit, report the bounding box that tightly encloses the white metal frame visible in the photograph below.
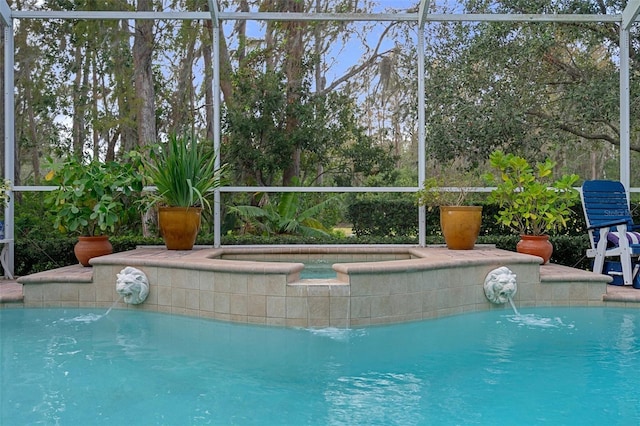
[1,0,639,274]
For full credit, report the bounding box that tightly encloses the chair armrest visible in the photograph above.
[588,218,629,229]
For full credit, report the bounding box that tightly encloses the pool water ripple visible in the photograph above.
[1,307,640,425]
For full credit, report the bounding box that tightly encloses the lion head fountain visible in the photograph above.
[116,266,150,305]
[483,266,517,305]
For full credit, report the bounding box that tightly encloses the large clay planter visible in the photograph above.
[158,206,202,250]
[516,234,553,264]
[439,206,483,250]
[74,235,113,267]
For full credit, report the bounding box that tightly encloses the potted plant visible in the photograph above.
[44,155,144,266]
[144,133,225,250]
[416,174,483,250]
[483,150,580,263]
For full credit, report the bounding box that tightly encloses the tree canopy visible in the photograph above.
[2,0,639,190]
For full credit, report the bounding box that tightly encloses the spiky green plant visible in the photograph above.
[145,133,225,211]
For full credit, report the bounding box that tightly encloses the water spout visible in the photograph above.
[66,295,123,323]
[507,296,520,316]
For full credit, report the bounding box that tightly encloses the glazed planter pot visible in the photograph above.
[516,234,553,264]
[74,235,113,267]
[439,206,483,250]
[158,206,202,250]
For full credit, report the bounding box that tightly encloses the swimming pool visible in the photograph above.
[1,307,639,425]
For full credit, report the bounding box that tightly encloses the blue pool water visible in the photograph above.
[300,261,336,279]
[1,307,639,425]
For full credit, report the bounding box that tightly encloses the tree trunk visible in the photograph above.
[170,22,197,133]
[134,0,156,147]
[202,20,214,142]
[282,0,305,186]
[72,44,86,156]
[115,19,137,154]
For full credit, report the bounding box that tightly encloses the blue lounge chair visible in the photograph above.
[581,180,640,286]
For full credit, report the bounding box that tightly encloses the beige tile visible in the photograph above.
[390,293,421,316]
[156,305,171,314]
[215,272,232,293]
[247,316,267,325]
[157,286,172,306]
[349,278,372,297]
[551,284,571,302]
[60,285,79,302]
[171,288,186,308]
[286,285,307,297]
[330,317,349,328]
[200,310,216,320]
[422,290,438,314]
[308,296,329,319]
[389,274,409,295]
[176,269,200,290]
[307,285,330,297]
[214,312,231,322]
[92,266,112,288]
[229,294,248,315]
[370,295,392,318]
[140,266,158,287]
[144,286,158,305]
[349,317,371,327]
[370,274,391,296]
[308,317,330,328]
[229,313,248,323]
[266,296,286,318]
[42,283,61,302]
[285,318,308,328]
[329,285,349,297]
[330,296,349,320]
[286,297,307,319]
[171,306,188,316]
[568,282,588,301]
[266,317,287,326]
[406,273,424,293]
[185,289,200,310]
[23,284,43,303]
[95,283,114,302]
[230,274,248,294]
[155,267,172,287]
[199,291,214,312]
[247,275,266,295]
[248,295,266,317]
[169,268,185,288]
[214,293,230,314]
[265,276,286,296]
[199,271,215,292]
[350,296,371,319]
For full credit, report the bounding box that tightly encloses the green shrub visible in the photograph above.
[347,199,418,237]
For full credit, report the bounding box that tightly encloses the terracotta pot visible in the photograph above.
[158,206,202,250]
[439,206,483,250]
[74,235,113,267]
[516,234,553,264]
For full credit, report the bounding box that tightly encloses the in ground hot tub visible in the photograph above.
[20,245,590,328]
